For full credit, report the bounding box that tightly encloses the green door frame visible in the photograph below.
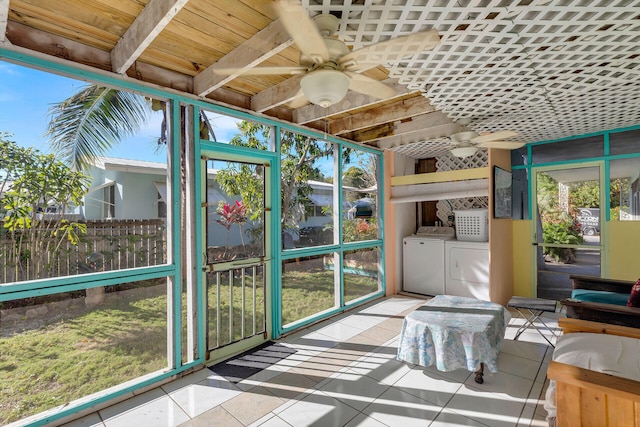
[529,161,607,296]
[197,138,278,363]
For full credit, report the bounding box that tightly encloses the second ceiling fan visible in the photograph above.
[214,0,440,108]
[449,129,524,158]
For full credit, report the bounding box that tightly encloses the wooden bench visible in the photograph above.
[561,274,640,328]
[546,318,640,427]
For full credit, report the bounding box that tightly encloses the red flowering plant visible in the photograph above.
[215,200,248,258]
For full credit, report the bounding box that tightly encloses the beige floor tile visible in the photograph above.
[289,353,350,381]
[355,325,401,345]
[178,406,243,427]
[260,371,320,400]
[342,331,386,347]
[399,305,423,316]
[374,316,405,332]
[221,386,285,426]
[321,343,369,363]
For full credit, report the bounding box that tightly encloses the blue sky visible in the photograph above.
[0,62,242,164]
[0,61,348,179]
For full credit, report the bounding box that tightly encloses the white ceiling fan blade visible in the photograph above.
[477,140,525,149]
[472,130,518,144]
[286,89,309,109]
[340,29,439,65]
[213,66,307,76]
[274,0,329,63]
[339,61,382,72]
[345,72,398,99]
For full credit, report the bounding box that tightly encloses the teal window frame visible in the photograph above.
[0,46,386,426]
[512,125,640,222]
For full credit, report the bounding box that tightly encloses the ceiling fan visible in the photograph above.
[213,0,440,108]
[449,130,524,158]
[448,123,524,158]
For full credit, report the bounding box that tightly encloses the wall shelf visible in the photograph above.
[390,168,490,203]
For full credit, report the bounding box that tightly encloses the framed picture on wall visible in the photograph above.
[494,166,512,219]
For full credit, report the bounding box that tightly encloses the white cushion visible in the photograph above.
[545,332,640,421]
[553,332,640,380]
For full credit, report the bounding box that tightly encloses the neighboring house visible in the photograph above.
[293,180,376,247]
[83,157,229,248]
[81,158,374,250]
[304,179,376,226]
[83,157,170,221]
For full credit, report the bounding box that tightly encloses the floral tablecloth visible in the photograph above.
[397,295,511,373]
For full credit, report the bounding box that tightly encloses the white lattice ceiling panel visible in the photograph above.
[304,0,640,159]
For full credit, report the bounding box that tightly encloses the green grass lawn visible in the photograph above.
[281,261,379,325]
[1,266,379,423]
[0,285,167,424]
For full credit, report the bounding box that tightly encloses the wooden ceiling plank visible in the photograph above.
[251,74,304,112]
[167,13,245,55]
[9,2,121,48]
[391,111,454,135]
[329,95,435,135]
[111,0,189,74]
[188,0,273,36]
[194,19,294,96]
[91,0,146,17]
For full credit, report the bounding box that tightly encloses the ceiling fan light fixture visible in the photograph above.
[450,131,478,143]
[300,69,350,108]
[450,146,478,158]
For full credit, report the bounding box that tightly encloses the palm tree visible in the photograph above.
[46,85,152,171]
[46,84,216,170]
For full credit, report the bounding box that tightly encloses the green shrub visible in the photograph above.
[542,215,583,263]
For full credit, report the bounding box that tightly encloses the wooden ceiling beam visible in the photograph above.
[6,21,113,71]
[111,0,189,74]
[348,123,396,142]
[329,95,435,135]
[292,79,413,124]
[374,112,464,149]
[5,22,254,111]
[251,74,304,112]
[194,19,294,97]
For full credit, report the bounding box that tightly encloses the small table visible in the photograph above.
[397,295,510,383]
[507,296,558,347]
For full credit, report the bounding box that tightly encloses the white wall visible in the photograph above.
[83,168,108,219]
[115,171,162,219]
[393,153,418,291]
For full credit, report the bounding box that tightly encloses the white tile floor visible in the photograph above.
[58,296,558,427]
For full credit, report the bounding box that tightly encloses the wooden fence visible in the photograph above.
[0,219,167,284]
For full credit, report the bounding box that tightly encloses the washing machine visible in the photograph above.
[402,226,455,296]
